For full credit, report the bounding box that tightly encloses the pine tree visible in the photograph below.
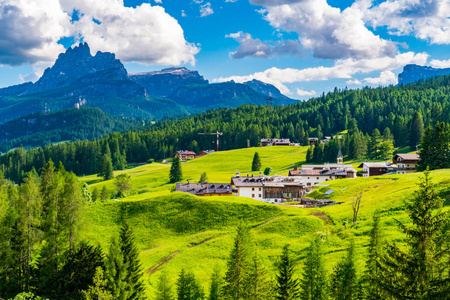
[199,172,208,183]
[208,267,222,300]
[92,187,100,202]
[247,254,271,300]
[119,221,145,300]
[169,156,183,183]
[300,237,328,300]
[177,269,205,300]
[82,267,113,300]
[155,272,174,300]
[330,240,357,300]
[417,122,450,171]
[306,146,313,163]
[274,244,300,300]
[409,111,424,148]
[368,129,381,159]
[377,170,449,299]
[106,237,129,300]
[223,223,252,299]
[101,186,109,202]
[251,152,262,172]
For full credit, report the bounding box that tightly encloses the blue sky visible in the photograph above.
[1,0,450,99]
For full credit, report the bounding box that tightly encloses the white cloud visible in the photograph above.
[346,79,362,85]
[226,31,302,59]
[296,88,316,96]
[154,0,162,3]
[364,70,398,85]
[365,0,450,44]
[430,59,450,68]
[226,0,238,2]
[200,2,214,17]
[254,0,397,60]
[0,0,199,69]
[213,51,428,94]
[181,10,187,17]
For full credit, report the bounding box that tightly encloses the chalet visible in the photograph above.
[261,138,292,146]
[231,174,305,204]
[175,150,196,161]
[198,150,215,157]
[358,162,396,177]
[176,182,233,196]
[393,153,420,174]
[309,137,319,145]
[289,164,357,186]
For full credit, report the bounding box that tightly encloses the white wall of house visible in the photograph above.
[296,175,335,186]
[237,187,283,204]
[362,165,370,177]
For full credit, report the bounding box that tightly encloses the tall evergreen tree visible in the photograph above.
[223,223,252,299]
[377,170,449,299]
[82,267,113,300]
[169,156,183,183]
[330,240,357,300]
[417,122,450,171]
[106,237,129,300]
[409,111,424,148]
[176,269,205,300]
[251,152,262,172]
[306,146,313,163]
[300,237,328,300]
[208,267,222,300]
[247,254,271,300]
[156,272,174,300]
[199,172,208,183]
[274,244,300,300]
[368,129,381,159]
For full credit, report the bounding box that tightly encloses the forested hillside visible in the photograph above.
[1,75,449,182]
[0,107,143,152]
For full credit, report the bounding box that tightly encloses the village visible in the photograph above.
[174,137,420,206]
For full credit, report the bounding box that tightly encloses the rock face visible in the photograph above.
[398,64,450,85]
[128,67,208,98]
[243,79,291,101]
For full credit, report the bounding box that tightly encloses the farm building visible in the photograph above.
[176,182,233,196]
[358,162,397,177]
[260,138,292,146]
[393,153,419,174]
[198,150,215,157]
[289,163,357,186]
[175,150,196,161]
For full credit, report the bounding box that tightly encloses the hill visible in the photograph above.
[398,64,450,85]
[0,43,294,123]
[79,146,450,297]
[0,106,144,152]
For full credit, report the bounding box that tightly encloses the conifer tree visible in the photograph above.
[417,122,450,171]
[101,186,109,202]
[247,254,271,300]
[274,244,300,300]
[330,240,357,300]
[82,267,113,300]
[176,269,205,300]
[223,223,252,299]
[368,129,381,159]
[301,237,328,300]
[155,272,174,300]
[208,267,222,300]
[91,187,99,202]
[377,170,449,299]
[409,111,424,148]
[119,221,145,299]
[306,146,313,163]
[106,237,129,300]
[199,172,208,183]
[169,156,183,183]
[251,152,262,172]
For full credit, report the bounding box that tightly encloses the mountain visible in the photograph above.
[128,67,208,98]
[0,106,143,152]
[398,64,450,85]
[0,43,294,124]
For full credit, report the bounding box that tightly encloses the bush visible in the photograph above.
[147,158,155,164]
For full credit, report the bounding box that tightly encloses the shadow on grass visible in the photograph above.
[85,178,103,185]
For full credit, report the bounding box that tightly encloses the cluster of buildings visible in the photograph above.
[175,150,215,161]
[359,153,420,177]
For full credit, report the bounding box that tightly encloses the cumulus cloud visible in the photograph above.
[255,0,397,60]
[430,59,450,68]
[0,0,199,69]
[213,51,428,94]
[365,0,450,44]
[200,2,214,17]
[226,31,302,59]
[346,79,362,85]
[364,70,398,85]
[296,88,316,96]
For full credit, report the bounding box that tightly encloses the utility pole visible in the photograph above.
[198,131,223,152]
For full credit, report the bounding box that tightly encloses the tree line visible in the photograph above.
[1,75,450,182]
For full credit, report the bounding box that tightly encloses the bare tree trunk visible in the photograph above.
[352,192,362,226]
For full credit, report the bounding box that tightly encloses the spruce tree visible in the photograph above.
[274,244,300,300]
[251,152,262,172]
[330,240,357,300]
[409,111,424,148]
[223,223,252,299]
[208,267,222,300]
[199,172,208,183]
[417,122,450,171]
[82,267,113,300]
[119,221,145,299]
[169,156,183,183]
[176,269,204,300]
[101,186,109,202]
[155,272,174,300]
[377,170,449,299]
[247,254,271,300]
[306,146,313,163]
[368,129,381,159]
[300,237,328,300]
[106,237,129,300]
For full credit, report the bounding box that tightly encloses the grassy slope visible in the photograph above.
[80,146,450,297]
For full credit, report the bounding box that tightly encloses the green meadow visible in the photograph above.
[80,146,450,298]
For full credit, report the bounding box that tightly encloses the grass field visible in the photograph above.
[80,146,450,297]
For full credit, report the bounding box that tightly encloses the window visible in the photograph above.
[252,187,255,191]
[252,194,255,198]
[258,188,261,191]
[259,194,261,198]
[307,183,311,186]
[317,177,319,179]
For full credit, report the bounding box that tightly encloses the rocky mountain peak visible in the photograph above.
[398,64,450,85]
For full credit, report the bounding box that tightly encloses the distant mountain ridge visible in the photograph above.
[398,64,450,85]
[0,43,294,124]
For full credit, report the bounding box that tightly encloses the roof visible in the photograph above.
[289,168,355,176]
[260,138,291,144]
[199,150,215,154]
[337,148,343,158]
[301,164,355,170]
[176,183,232,195]
[231,176,304,188]
[175,150,196,155]
[394,153,419,161]
[358,162,392,168]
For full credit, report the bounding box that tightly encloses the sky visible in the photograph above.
[0,0,449,99]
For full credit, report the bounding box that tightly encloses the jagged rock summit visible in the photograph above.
[398,64,450,85]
